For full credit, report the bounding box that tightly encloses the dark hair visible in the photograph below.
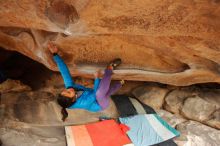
[57,94,74,121]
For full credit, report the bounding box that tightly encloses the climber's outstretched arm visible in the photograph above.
[48,42,86,90]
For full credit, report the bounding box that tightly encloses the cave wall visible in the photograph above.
[0,0,220,85]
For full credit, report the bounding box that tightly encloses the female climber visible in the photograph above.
[48,42,124,121]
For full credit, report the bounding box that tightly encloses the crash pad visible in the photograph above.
[65,120,131,146]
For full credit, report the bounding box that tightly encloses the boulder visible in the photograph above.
[0,0,220,86]
[0,79,31,94]
[206,110,220,129]
[197,89,220,108]
[181,96,217,122]
[164,87,198,114]
[175,121,220,146]
[132,84,170,109]
[0,126,65,146]
[164,87,220,129]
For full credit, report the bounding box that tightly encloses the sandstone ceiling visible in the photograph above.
[0,0,220,86]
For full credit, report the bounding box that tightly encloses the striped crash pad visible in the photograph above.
[119,114,180,146]
[65,120,132,146]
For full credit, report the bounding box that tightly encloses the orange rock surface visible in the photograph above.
[0,0,220,85]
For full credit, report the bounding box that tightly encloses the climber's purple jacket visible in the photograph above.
[53,54,102,112]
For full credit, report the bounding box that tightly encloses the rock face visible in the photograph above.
[0,79,31,93]
[156,109,220,146]
[181,96,217,122]
[164,87,220,129]
[0,127,66,146]
[175,121,220,146]
[132,84,170,109]
[164,87,198,114]
[132,84,220,129]
[0,0,220,85]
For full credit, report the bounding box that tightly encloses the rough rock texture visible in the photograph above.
[0,127,66,146]
[175,121,220,146]
[206,110,220,129]
[164,87,220,129]
[181,96,217,122]
[132,84,170,109]
[159,110,220,146]
[133,84,220,129]
[0,79,31,93]
[164,87,198,114]
[0,0,220,86]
